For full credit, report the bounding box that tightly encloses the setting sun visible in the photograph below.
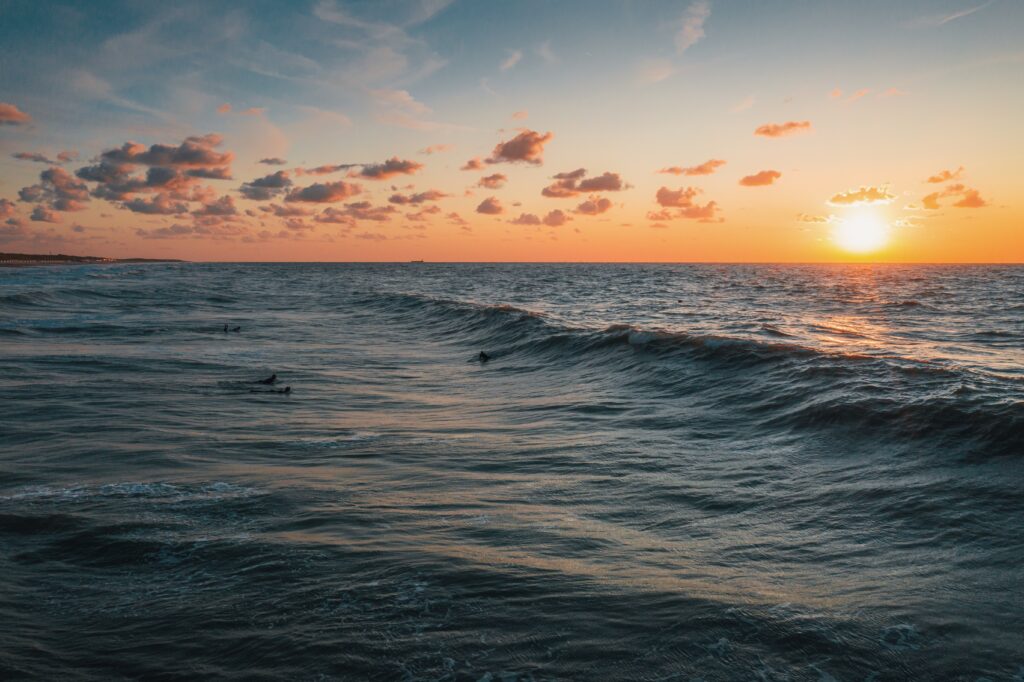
[834,211,890,254]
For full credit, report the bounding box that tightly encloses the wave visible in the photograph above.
[365,291,1023,459]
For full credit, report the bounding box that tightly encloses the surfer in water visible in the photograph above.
[255,373,277,385]
[478,351,490,362]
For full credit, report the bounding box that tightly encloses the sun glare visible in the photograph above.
[834,210,890,253]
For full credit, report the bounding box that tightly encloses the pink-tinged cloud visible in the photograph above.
[739,170,782,186]
[926,166,964,183]
[217,103,232,114]
[337,201,397,221]
[658,159,726,176]
[797,213,832,223]
[656,186,701,208]
[512,110,528,120]
[509,213,541,225]
[192,195,237,217]
[419,144,453,155]
[828,186,895,205]
[406,205,442,222]
[260,203,311,217]
[478,173,507,189]
[295,164,360,176]
[57,151,78,163]
[388,189,450,205]
[486,130,553,165]
[754,121,812,138]
[675,1,710,54]
[0,102,31,125]
[830,88,843,99]
[240,170,292,200]
[285,180,362,203]
[101,134,233,168]
[0,198,16,218]
[122,193,188,215]
[446,212,469,226]
[354,157,424,180]
[461,158,484,171]
[259,157,288,166]
[476,197,504,215]
[847,88,871,102]
[575,196,612,215]
[29,207,59,222]
[19,167,90,212]
[543,209,571,227]
[13,152,55,164]
[542,169,629,198]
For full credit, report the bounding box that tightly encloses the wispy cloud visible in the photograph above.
[675,0,710,54]
[501,50,523,71]
[912,2,992,27]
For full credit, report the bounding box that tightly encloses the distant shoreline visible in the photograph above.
[0,252,184,268]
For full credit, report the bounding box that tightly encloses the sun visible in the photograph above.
[833,209,890,253]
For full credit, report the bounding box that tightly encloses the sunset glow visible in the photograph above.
[0,1,1021,262]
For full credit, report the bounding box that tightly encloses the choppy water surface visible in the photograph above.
[1,263,1022,680]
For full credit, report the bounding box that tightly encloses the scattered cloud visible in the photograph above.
[731,95,755,113]
[926,166,964,183]
[285,180,362,203]
[461,157,484,171]
[0,102,31,126]
[501,49,523,71]
[653,186,720,222]
[512,110,529,120]
[353,157,424,180]
[739,170,782,187]
[846,88,871,103]
[478,173,507,189]
[575,196,613,215]
[755,121,812,138]
[542,168,629,197]
[486,130,554,165]
[388,189,450,205]
[912,2,992,27]
[675,0,710,54]
[923,183,988,209]
[658,159,726,176]
[830,88,843,99]
[828,186,895,205]
[509,212,541,225]
[259,157,288,166]
[19,167,90,212]
[239,170,292,201]
[637,59,675,84]
[419,144,453,155]
[476,197,504,215]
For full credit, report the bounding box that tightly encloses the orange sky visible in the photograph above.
[0,1,1021,262]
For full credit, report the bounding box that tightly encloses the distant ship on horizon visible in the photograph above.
[410,259,425,263]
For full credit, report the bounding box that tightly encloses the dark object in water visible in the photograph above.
[478,351,490,362]
[277,386,291,394]
[224,324,241,332]
[256,373,277,385]
[249,386,291,395]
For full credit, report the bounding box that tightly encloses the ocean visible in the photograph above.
[1,262,1022,680]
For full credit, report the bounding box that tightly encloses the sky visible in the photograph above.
[0,0,1021,262]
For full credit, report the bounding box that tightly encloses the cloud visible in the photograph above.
[731,95,755,113]
[478,173,507,189]
[653,186,720,221]
[913,2,991,27]
[501,49,523,71]
[754,121,812,138]
[295,164,360,176]
[923,183,988,209]
[57,151,78,163]
[542,169,629,197]
[419,144,453,155]
[537,41,557,64]
[19,167,91,212]
[828,186,895,205]
[486,130,553,165]
[446,212,469,226]
[239,170,293,200]
[512,110,528,120]
[0,102,31,125]
[388,189,450,205]
[797,213,833,223]
[509,212,541,225]
[13,152,56,164]
[543,209,570,227]
[575,196,612,215]
[658,159,726,176]
[101,134,233,168]
[217,103,232,114]
[260,203,311,218]
[675,1,710,54]
[926,166,964,183]
[461,158,484,171]
[193,195,238,217]
[739,170,782,186]
[122,193,188,215]
[656,186,701,207]
[879,87,906,98]
[830,88,843,99]
[637,58,675,84]
[259,157,288,165]
[846,88,871,103]
[0,199,16,218]
[30,206,60,223]
[285,180,363,203]
[476,197,504,215]
[353,157,424,180]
